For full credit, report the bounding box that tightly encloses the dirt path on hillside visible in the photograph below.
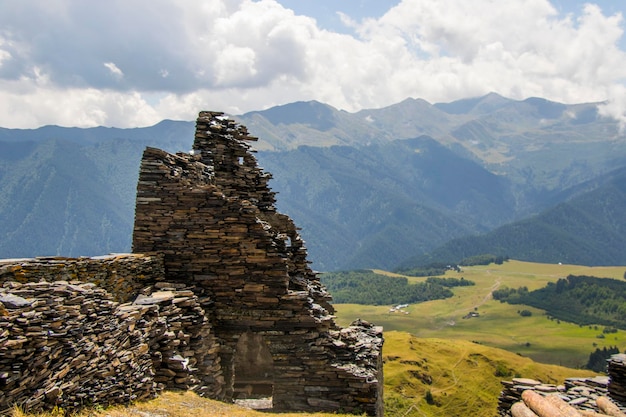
[433,347,467,393]
[445,276,502,323]
[477,277,501,309]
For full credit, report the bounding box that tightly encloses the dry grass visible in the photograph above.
[11,391,361,417]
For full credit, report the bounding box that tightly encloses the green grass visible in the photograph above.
[334,260,626,368]
[382,331,596,417]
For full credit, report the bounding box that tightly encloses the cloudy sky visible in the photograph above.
[1,0,625,128]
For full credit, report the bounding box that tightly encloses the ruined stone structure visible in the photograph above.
[132,111,384,414]
[0,254,163,302]
[0,112,383,416]
[0,277,218,412]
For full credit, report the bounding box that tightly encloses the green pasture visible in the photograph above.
[332,260,626,368]
[382,331,596,417]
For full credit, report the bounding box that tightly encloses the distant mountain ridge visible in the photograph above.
[0,121,194,258]
[402,165,626,268]
[261,136,516,269]
[239,94,624,202]
[0,94,625,269]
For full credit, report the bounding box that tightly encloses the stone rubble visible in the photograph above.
[498,372,626,416]
[0,280,221,415]
[0,281,153,414]
[608,354,626,404]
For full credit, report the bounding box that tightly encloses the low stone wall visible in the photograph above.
[0,254,164,302]
[0,280,221,414]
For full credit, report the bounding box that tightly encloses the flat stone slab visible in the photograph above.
[0,294,31,308]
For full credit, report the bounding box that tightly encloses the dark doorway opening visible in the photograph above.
[233,332,274,408]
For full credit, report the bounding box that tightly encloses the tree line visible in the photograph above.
[320,270,474,305]
[493,275,626,328]
[397,254,508,277]
[586,346,621,373]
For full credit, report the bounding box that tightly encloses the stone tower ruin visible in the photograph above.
[131,111,384,415]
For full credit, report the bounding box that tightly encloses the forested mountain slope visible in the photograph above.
[0,121,193,258]
[401,166,626,268]
[259,136,515,270]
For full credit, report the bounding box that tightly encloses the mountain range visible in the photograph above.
[1,93,625,270]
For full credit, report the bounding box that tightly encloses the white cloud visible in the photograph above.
[0,0,624,128]
[0,78,159,128]
[213,45,258,86]
[103,62,124,79]
[350,0,626,103]
[0,45,11,68]
[598,85,626,132]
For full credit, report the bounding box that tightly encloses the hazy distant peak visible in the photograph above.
[356,97,438,119]
[398,97,433,106]
[243,100,338,131]
[520,97,567,119]
[435,92,512,115]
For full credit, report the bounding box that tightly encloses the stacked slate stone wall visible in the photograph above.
[0,280,154,414]
[132,111,384,416]
[608,354,626,405]
[0,254,164,302]
[0,278,221,414]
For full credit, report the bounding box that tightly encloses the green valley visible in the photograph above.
[327,260,626,369]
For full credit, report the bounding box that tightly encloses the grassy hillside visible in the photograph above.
[332,260,626,368]
[493,274,626,328]
[383,332,595,417]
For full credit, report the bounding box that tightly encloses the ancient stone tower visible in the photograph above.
[132,111,384,415]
